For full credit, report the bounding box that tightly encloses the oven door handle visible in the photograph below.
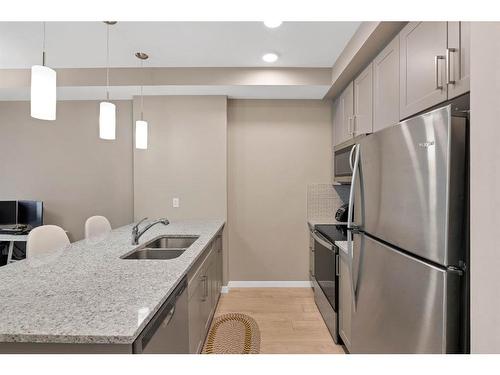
[311,230,334,251]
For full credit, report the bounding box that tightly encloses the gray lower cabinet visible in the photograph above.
[187,236,223,353]
[207,249,218,319]
[188,264,210,353]
[339,249,352,351]
[399,22,449,119]
[214,235,223,301]
[373,35,400,131]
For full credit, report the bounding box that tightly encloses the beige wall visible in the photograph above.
[227,99,332,281]
[133,96,227,222]
[1,96,332,284]
[470,22,500,353]
[0,100,134,241]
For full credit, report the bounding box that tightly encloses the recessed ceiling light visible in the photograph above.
[263,21,282,28]
[262,53,279,63]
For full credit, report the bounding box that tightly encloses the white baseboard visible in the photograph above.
[224,281,312,291]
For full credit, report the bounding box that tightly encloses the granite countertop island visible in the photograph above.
[0,219,224,347]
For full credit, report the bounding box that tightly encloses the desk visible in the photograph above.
[0,234,28,264]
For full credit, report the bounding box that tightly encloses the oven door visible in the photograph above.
[312,230,338,311]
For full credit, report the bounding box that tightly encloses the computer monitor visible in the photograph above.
[18,200,43,228]
[0,201,17,225]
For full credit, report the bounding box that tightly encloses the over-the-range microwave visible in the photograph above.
[333,134,367,184]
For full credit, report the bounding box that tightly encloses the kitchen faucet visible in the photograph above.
[131,217,170,245]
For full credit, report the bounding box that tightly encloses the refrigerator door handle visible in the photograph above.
[347,144,361,312]
[347,144,360,230]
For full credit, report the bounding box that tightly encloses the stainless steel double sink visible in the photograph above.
[121,236,199,260]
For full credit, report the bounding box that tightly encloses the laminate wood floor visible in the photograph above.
[211,287,345,354]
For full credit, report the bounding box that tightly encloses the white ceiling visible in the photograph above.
[0,21,360,68]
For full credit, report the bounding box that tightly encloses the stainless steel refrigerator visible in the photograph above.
[346,104,468,353]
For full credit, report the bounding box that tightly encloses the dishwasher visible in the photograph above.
[133,277,189,353]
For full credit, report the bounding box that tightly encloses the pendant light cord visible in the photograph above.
[106,23,110,101]
[140,60,144,120]
[42,22,46,66]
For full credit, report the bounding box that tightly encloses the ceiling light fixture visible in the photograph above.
[263,21,282,28]
[262,52,279,63]
[135,52,149,150]
[30,22,56,121]
[99,21,117,140]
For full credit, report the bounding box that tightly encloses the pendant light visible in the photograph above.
[135,52,149,150]
[99,21,117,140]
[31,22,56,121]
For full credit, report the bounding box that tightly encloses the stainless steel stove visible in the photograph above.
[310,224,347,345]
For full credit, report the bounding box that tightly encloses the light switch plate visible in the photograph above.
[173,198,180,208]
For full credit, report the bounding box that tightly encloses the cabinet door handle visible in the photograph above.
[434,55,445,90]
[335,254,340,277]
[352,115,356,136]
[348,116,354,136]
[204,275,209,299]
[446,48,457,85]
[201,275,208,301]
[161,305,176,327]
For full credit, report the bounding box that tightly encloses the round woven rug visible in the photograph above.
[203,313,261,354]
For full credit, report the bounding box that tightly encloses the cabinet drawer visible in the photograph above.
[188,243,214,299]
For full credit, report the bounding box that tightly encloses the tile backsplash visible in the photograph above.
[307,184,350,220]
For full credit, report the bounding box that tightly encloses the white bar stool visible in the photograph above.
[26,225,70,260]
[84,216,112,239]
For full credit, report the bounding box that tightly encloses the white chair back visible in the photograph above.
[85,216,112,239]
[26,225,70,260]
